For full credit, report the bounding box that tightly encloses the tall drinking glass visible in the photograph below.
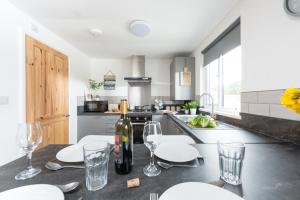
[218,142,245,185]
[143,121,162,177]
[15,122,43,180]
[83,142,110,191]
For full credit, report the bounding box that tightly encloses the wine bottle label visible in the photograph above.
[114,135,120,153]
[122,135,127,142]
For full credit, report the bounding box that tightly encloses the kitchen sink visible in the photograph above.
[174,115,237,130]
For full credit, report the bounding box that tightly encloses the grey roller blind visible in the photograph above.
[202,18,241,66]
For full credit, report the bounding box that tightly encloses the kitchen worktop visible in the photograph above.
[77,106,166,116]
[1,144,300,200]
[168,114,283,144]
[77,106,284,144]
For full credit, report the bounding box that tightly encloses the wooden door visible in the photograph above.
[26,35,69,149]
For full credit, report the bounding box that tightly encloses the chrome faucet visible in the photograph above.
[199,93,216,119]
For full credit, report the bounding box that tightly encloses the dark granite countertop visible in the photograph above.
[1,144,300,200]
[77,106,165,116]
[77,105,284,144]
[168,114,283,144]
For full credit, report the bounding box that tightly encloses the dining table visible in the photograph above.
[0,143,300,200]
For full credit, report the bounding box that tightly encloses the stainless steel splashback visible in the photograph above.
[128,82,151,110]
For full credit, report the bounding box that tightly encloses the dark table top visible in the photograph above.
[1,143,300,200]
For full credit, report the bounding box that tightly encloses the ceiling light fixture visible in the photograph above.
[130,20,151,37]
[89,28,103,37]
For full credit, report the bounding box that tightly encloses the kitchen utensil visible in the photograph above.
[45,162,85,171]
[155,142,198,163]
[55,182,80,193]
[56,144,84,163]
[83,142,110,191]
[143,121,163,177]
[159,182,243,200]
[218,142,245,185]
[157,161,197,169]
[15,122,43,180]
[0,184,64,200]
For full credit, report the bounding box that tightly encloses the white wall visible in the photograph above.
[0,0,90,166]
[90,59,131,96]
[192,0,300,93]
[90,58,171,97]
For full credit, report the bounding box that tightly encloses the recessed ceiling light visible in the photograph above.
[89,28,103,37]
[130,20,151,37]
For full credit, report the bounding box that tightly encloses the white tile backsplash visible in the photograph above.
[257,90,283,104]
[270,104,300,121]
[241,92,258,103]
[241,103,249,113]
[241,90,300,121]
[249,103,270,116]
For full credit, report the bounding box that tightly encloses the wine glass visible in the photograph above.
[15,122,43,180]
[143,121,162,177]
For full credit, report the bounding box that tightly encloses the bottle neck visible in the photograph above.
[120,113,128,119]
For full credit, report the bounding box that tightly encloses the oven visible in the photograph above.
[129,113,152,144]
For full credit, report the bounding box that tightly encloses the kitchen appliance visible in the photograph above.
[124,55,151,110]
[129,110,152,144]
[84,100,108,112]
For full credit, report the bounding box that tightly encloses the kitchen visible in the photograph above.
[0,0,300,200]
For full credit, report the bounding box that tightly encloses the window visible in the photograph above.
[205,46,241,114]
[202,18,241,115]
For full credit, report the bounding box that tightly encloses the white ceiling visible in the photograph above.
[9,0,239,58]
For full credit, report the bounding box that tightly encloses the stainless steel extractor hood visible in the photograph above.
[125,55,151,108]
[124,55,151,82]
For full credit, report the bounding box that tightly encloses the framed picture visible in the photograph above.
[104,70,116,90]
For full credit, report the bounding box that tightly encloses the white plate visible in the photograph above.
[154,142,199,162]
[78,135,114,145]
[159,182,244,200]
[57,136,114,163]
[56,144,84,163]
[0,184,64,200]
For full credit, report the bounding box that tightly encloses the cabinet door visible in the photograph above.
[153,115,168,134]
[77,116,106,141]
[166,117,184,135]
[104,116,119,134]
[77,115,119,142]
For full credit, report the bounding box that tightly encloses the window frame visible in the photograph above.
[203,46,241,116]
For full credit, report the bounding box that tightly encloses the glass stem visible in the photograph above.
[150,151,155,166]
[26,151,33,169]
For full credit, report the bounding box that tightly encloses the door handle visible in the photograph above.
[65,114,70,118]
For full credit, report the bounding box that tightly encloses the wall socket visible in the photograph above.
[0,96,9,105]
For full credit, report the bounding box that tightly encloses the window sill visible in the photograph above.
[199,108,241,120]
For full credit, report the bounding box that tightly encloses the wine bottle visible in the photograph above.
[114,99,133,174]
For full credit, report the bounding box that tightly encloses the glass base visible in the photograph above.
[15,167,41,180]
[220,175,242,186]
[143,164,161,177]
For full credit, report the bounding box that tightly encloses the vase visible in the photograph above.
[190,108,197,115]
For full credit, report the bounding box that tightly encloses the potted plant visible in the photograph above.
[87,79,104,100]
[182,103,190,114]
[189,101,199,115]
